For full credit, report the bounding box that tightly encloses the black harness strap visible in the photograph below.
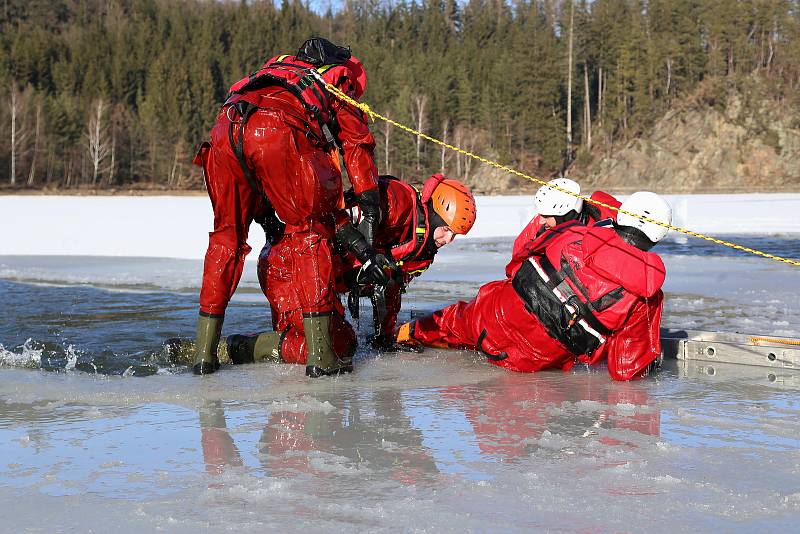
[592,287,625,312]
[512,260,602,356]
[477,329,508,361]
[398,192,429,262]
[227,102,260,195]
[538,255,612,337]
[523,220,583,258]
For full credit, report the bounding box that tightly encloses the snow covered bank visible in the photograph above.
[1,193,799,259]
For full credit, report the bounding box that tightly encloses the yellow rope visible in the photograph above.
[750,336,800,347]
[325,83,800,268]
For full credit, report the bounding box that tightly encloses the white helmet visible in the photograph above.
[617,191,673,243]
[534,178,583,216]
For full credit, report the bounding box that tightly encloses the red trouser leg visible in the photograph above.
[197,113,261,316]
[410,299,480,349]
[411,279,574,374]
[262,234,356,365]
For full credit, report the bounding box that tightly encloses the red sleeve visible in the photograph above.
[603,291,664,381]
[331,79,378,195]
[511,216,542,258]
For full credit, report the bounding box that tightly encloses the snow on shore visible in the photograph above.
[1,193,799,260]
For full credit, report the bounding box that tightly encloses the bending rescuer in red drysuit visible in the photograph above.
[221,174,477,366]
[192,37,393,377]
[512,177,621,259]
[396,192,673,381]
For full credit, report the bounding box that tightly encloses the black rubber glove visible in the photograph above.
[335,222,396,286]
[356,189,381,246]
[370,334,424,353]
[357,252,395,286]
[257,209,285,245]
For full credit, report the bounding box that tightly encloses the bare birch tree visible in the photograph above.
[455,124,478,183]
[27,101,42,186]
[441,117,450,174]
[383,111,392,175]
[8,83,29,186]
[583,63,592,151]
[410,94,428,172]
[85,98,111,185]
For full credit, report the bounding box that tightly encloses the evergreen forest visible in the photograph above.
[2,0,800,191]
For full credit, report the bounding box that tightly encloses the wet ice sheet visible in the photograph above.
[1,235,800,531]
[2,361,800,532]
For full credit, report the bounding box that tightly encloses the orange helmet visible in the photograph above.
[427,177,477,235]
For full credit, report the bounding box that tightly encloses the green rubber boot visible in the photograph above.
[225,332,283,365]
[304,313,353,378]
[193,313,223,375]
[163,338,231,365]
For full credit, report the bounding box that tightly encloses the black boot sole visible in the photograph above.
[193,361,220,375]
[305,363,354,378]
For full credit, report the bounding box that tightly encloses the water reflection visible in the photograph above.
[198,390,440,486]
[196,372,661,485]
[406,373,660,478]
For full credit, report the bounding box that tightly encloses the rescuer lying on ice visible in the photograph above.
[395,192,673,381]
[191,37,390,377]
[219,173,477,366]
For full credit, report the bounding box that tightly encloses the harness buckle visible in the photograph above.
[225,104,239,123]
[567,313,579,329]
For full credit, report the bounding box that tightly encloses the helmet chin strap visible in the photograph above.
[552,209,580,226]
[614,224,657,251]
[419,201,447,259]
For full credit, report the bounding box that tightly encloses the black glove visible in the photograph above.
[254,205,286,245]
[258,210,285,245]
[370,334,424,353]
[358,253,395,286]
[356,189,381,246]
[336,222,396,286]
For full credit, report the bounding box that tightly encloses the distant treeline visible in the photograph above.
[1,0,799,190]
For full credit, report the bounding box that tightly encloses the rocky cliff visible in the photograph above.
[576,77,800,192]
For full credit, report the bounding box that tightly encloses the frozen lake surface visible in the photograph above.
[1,232,800,531]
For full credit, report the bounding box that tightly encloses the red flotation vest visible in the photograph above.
[512,223,666,356]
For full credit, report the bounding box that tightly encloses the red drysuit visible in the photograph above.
[405,221,666,381]
[258,176,440,363]
[194,53,377,320]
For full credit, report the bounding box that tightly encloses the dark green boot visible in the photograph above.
[226,332,283,365]
[163,338,231,365]
[193,313,223,375]
[304,313,353,378]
